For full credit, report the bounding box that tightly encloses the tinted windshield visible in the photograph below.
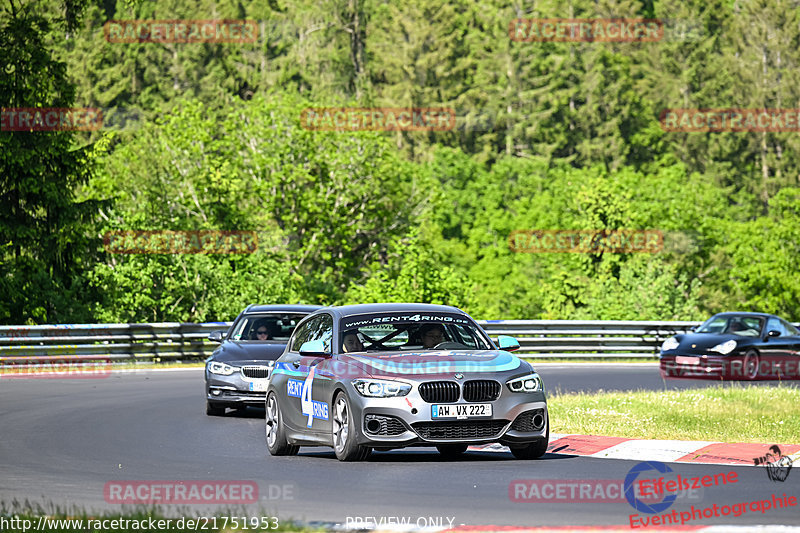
[696,315,764,337]
[339,312,493,353]
[229,313,309,341]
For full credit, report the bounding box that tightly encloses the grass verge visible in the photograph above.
[548,384,800,443]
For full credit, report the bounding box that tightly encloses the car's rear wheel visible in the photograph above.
[510,418,549,459]
[266,392,298,456]
[436,444,468,457]
[206,401,226,416]
[332,392,371,461]
[743,350,760,380]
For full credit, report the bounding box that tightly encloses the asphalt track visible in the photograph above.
[0,365,798,528]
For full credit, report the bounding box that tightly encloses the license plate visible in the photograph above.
[675,356,700,365]
[431,403,492,419]
[248,380,268,392]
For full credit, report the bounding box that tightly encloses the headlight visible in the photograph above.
[352,379,411,397]
[709,340,737,355]
[507,373,543,393]
[208,361,236,375]
[661,337,680,351]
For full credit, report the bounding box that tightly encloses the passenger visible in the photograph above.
[342,330,364,352]
[420,324,446,349]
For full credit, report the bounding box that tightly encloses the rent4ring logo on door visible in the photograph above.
[286,368,328,427]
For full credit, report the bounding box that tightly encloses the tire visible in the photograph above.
[743,350,760,380]
[332,392,371,461]
[266,392,299,456]
[510,418,549,459]
[436,444,468,457]
[206,401,226,416]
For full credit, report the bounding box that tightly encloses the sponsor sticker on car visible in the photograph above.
[432,403,492,419]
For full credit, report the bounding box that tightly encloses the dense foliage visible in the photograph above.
[2,0,799,324]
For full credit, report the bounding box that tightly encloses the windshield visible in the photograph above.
[339,312,493,353]
[229,313,309,341]
[696,315,764,337]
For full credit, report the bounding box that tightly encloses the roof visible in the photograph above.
[323,303,468,319]
[244,304,323,314]
[711,311,778,319]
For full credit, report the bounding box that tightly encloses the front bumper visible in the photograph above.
[345,383,548,447]
[660,354,731,379]
[206,365,272,406]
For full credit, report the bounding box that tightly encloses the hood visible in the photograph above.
[668,333,750,354]
[338,350,525,378]
[210,341,287,363]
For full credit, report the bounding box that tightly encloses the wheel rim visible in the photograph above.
[333,396,349,453]
[266,395,278,447]
[745,353,759,379]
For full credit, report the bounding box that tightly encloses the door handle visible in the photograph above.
[292,361,300,368]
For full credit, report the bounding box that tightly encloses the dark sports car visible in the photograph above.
[660,312,800,380]
[264,303,549,461]
[204,304,322,415]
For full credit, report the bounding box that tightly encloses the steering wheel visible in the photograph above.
[433,342,468,350]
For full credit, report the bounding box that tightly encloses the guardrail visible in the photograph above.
[0,320,717,363]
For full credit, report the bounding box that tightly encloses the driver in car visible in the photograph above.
[420,324,446,349]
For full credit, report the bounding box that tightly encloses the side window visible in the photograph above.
[289,314,333,352]
[291,317,320,352]
[781,319,799,336]
[766,317,785,336]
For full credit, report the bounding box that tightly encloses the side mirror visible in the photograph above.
[299,339,331,356]
[208,330,225,342]
[767,330,781,338]
[497,335,521,352]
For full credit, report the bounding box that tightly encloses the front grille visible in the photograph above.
[364,414,408,436]
[511,409,545,432]
[418,381,460,403]
[241,365,271,379]
[463,380,501,402]
[412,420,508,440]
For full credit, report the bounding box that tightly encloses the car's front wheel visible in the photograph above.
[332,392,371,461]
[510,419,549,459]
[743,350,760,380]
[266,392,298,456]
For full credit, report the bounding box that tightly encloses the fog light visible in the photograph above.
[366,419,382,434]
